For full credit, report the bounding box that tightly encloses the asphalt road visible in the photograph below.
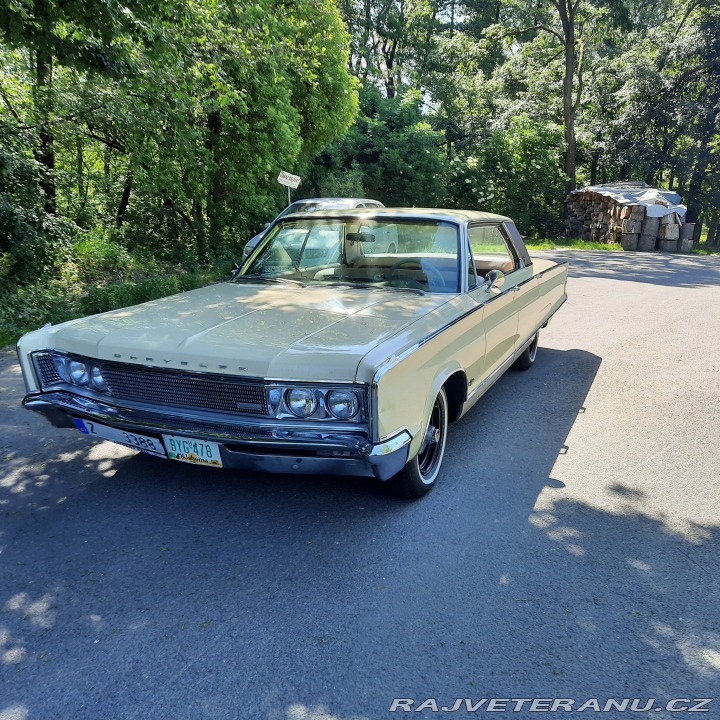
[1,250,719,720]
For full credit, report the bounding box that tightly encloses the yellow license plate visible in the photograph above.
[162,435,223,467]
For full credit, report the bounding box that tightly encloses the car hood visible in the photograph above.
[45,282,450,381]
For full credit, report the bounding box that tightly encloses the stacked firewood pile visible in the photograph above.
[565,183,695,252]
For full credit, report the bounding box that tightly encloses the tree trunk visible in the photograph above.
[692,215,704,244]
[116,171,132,225]
[35,44,56,214]
[590,149,599,185]
[75,138,87,216]
[204,109,223,262]
[192,199,204,224]
[382,38,398,99]
[559,0,576,195]
[706,217,718,247]
[685,143,711,226]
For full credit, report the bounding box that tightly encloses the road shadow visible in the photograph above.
[1,346,718,719]
[532,250,720,288]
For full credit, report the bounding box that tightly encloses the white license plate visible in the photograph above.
[73,419,167,457]
[162,435,223,468]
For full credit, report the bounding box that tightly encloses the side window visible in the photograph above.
[468,224,518,278]
[467,244,478,289]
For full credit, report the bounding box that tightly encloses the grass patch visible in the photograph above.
[692,244,720,256]
[0,267,226,348]
[525,237,623,251]
[528,236,720,256]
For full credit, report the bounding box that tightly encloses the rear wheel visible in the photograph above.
[391,387,448,499]
[513,332,539,371]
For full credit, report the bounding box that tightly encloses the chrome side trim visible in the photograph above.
[370,263,567,439]
[514,274,537,289]
[534,260,569,279]
[466,351,518,401]
[466,294,567,403]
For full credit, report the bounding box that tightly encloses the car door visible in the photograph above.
[503,222,540,346]
[466,223,522,385]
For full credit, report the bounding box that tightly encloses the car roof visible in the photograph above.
[284,207,512,223]
[289,198,383,206]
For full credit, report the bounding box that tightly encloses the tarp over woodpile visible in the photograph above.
[565,181,694,252]
[574,181,687,218]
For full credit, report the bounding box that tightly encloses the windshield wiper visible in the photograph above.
[320,281,425,296]
[233,275,307,288]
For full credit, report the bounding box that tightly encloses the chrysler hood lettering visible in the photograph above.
[46,283,450,381]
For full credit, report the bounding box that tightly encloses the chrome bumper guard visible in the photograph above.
[23,392,412,481]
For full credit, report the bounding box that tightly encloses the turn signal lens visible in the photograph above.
[326,389,359,419]
[286,388,318,418]
[90,366,109,392]
[52,355,70,382]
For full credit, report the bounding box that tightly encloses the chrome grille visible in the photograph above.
[33,352,268,415]
[100,365,268,415]
[35,353,62,385]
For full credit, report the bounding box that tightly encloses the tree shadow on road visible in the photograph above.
[1,347,719,719]
[534,250,720,288]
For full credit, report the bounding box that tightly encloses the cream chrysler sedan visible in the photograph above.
[17,209,567,498]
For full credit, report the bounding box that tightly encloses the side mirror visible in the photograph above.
[485,269,505,290]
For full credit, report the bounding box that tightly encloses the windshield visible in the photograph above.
[238,218,460,293]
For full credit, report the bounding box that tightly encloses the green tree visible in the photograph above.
[446,116,566,235]
[305,87,447,206]
[588,0,719,227]
[0,0,359,273]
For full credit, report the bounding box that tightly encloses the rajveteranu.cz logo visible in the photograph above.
[388,698,713,713]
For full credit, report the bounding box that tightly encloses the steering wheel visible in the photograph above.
[387,258,445,290]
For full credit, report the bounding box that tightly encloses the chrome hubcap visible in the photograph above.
[528,334,538,361]
[423,425,440,448]
[417,397,446,483]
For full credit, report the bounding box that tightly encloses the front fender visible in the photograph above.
[372,337,468,460]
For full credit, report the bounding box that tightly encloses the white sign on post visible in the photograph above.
[277,171,301,189]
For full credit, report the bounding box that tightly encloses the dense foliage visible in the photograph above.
[0,0,358,336]
[308,0,719,234]
[0,0,718,339]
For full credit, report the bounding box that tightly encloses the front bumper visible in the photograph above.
[23,392,412,482]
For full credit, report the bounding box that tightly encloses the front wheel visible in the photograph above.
[391,387,448,499]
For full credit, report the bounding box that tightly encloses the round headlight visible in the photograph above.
[286,388,318,418]
[67,360,89,385]
[90,366,109,392]
[326,389,359,419]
